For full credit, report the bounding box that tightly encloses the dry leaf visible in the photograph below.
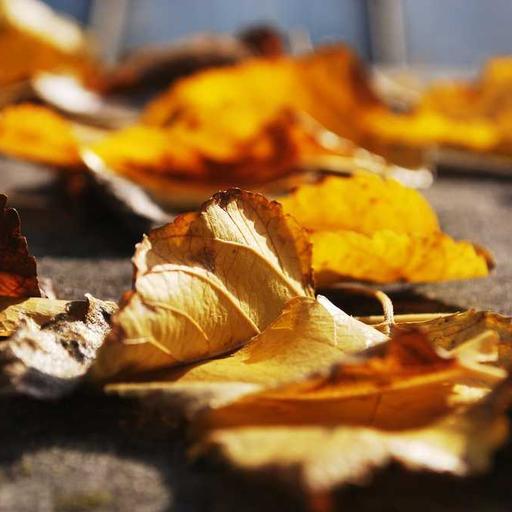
[92,189,315,379]
[0,294,116,398]
[0,104,81,167]
[280,175,493,284]
[0,193,40,297]
[99,296,386,415]
[311,229,491,285]
[0,296,70,336]
[0,0,95,87]
[280,173,439,235]
[196,318,512,492]
[88,110,329,187]
[86,45,398,195]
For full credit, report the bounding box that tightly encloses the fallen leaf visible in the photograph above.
[0,296,70,336]
[86,45,412,196]
[99,296,386,415]
[280,175,493,284]
[0,194,40,297]
[196,319,512,492]
[311,229,491,285]
[280,173,439,235]
[0,104,82,167]
[0,0,93,87]
[92,189,315,379]
[0,294,116,398]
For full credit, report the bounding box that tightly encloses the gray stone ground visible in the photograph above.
[1,160,512,511]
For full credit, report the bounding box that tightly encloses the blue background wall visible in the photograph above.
[402,0,512,67]
[43,0,512,67]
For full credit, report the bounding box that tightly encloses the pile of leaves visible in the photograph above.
[1,182,511,502]
[0,45,418,197]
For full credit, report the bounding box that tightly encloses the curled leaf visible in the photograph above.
[280,175,493,284]
[92,189,315,379]
[100,296,387,415]
[196,317,512,492]
[0,295,116,398]
[0,194,40,297]
[0,296,70,336]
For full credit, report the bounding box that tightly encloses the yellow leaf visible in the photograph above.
[0,104,81,167]
[280,173,439,235]
[311,229,491,285]
[92,189,316,379]
[0,0,92,87]
[280,174,492,284]
[100,296,387,414]
[196,319,512,492]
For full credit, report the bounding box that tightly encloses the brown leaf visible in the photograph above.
[0,296,70,336]
[0,194,40,297]
[92,189,315,380]
[0,295,117,398]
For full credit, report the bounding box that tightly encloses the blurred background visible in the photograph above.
[42,0,512,69]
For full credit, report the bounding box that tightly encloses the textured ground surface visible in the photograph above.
[1,160,512,512]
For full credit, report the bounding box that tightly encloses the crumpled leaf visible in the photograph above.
[98,296,386,415]
[0,296,70,336]
[195,318,512,492]
[0,193,40,297]
[0,104,81,167]
[0,294,116,398]
[280,174,493,284]
[92,189,316,379]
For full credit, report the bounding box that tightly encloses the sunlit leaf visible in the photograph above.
[0,193,40,297]
[280,175,493,284]
[0,104,81,167]
[100,296,387,414]
[0,0,92,87]
[92,189,316,379]
[196,320,512,492]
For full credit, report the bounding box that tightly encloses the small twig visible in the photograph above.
[358,312,452,325]
[331,283,394,335]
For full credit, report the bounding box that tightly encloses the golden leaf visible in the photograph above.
[99,296,387,414]
[0,104,81,167]
[280,173,439,235]
[92,189,316,379]
[0,194,40,298]
[311,229,490,285]
[0,0,94,87]
[280,175,492,284]
[196,318,512,492]
[86,45,390,194]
